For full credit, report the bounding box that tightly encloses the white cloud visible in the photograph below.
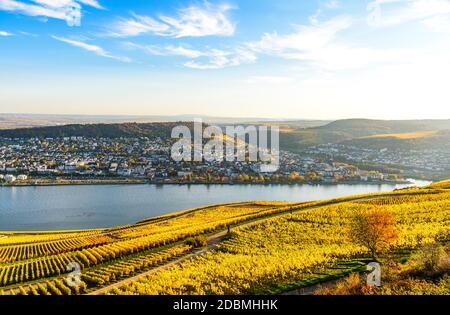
[126,14,410,71]
[0,30,12,36]
[111,2,235,38]
[126,42,256,69]
[421,14,450,32]
[18,30,38,36]
[248,16,352,54]
[77,0,102,9]
[125,42,204,58]
[183,48,255,69]
[0,0,103,26]
[113,14,170,37]
[324,0,340,9]
[246,15,416,71]
[367,0,450,27]
[52,36,131,62]
[165,45,205,58]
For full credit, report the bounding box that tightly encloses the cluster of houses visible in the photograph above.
[307,143,450,176]
[0,136,399,184]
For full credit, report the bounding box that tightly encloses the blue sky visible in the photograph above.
[1,0,450,119]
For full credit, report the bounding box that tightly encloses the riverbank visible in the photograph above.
[0,178,414,187]
[0,178,147,187]
[149,179,413,186]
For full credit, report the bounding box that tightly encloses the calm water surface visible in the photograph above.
[0,180,430,231]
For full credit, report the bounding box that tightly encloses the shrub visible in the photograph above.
[408,243,450,277]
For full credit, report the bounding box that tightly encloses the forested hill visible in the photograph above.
[0,122,199,139]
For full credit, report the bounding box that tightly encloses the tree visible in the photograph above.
[349,209,398,259]
[289,171,299,181]
[307,172,319,181]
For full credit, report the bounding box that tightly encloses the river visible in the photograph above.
[0,180,431,231]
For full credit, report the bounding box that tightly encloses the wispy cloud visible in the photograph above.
[0,0,103,26]
[52,36,131,62]
[124,42,204,58]
[125,14,411,71]
[126,42,255,69]
[246,15,414,71]
[248,16,352,55]
[367,0,450,28]
[183,48,255,69]
[18,30,39,37]
[421,14,450,32]
[110,2,235,38]
[77,0,103,9]
[324,0,340,9]
[0,30,12,36]
[112,14,171,37]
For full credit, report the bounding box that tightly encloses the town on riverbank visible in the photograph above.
[0,136,409,186]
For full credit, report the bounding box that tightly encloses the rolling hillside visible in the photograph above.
[343,130,450,150]
[279,119,450,151]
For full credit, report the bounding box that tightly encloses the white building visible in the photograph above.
[109,163,118,173]
[17,174,28,181]
[4,175,16,182]
[118,169,132,177]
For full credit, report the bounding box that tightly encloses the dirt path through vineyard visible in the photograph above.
[89,230,229,295]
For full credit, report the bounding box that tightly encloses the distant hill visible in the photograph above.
[317,119,437,135]
[279,119,450,151]
[0,122,197,139]
[343,129,450,150]
[254,120,331,129]
[1,119,450,152]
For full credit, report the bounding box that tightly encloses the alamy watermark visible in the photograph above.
[171,119,280,173]
[367,0,406,27]
[366,262,381,287]
[367,1,382,27]
[66,262,81,287]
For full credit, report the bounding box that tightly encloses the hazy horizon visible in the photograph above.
[1,112,450,122]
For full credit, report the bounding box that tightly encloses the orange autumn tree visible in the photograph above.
[349,208,398,259]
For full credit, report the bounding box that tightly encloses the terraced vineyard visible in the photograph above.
[0,183,449,295]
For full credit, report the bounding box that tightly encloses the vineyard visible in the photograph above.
[0,181,449,295]
[0,201,304,292]
[112,188,450,295]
